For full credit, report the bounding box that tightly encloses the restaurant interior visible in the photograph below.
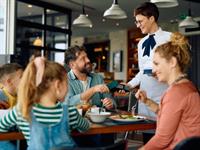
[0,0,199,85]
[0,0,200,149]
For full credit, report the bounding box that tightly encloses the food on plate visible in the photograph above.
[110,114,145,121]
[119,114,137,119]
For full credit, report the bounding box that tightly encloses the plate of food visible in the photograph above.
[109,114,146,122]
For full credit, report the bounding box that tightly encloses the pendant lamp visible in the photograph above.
[150,0,178,8]
[179,9,199,28]
[33,37,42,46]
[72,0,92,27]
[103,0,127,19]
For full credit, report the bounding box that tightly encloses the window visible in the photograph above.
[14,0,72,66]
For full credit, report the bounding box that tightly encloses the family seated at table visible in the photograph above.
[0,32,200,150]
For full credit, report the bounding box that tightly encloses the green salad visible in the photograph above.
[119,114,137,119]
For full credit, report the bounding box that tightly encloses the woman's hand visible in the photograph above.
[135,89,159,114]
[135,89,148,103]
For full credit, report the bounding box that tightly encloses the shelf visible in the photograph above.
[127,27,144,81]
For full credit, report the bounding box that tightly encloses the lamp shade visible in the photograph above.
[103,0,127,19]
[150,0,178,8]
[33,37,42,46]
[73,14,92,27]
[179,16,199,28]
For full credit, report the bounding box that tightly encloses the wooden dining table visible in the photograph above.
[0,115,156,140]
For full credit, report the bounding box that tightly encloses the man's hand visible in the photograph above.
[94,84,109,93]
[101,98,113,109]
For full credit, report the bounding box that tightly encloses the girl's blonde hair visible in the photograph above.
[155,32,191,73]
[17,58,66,121]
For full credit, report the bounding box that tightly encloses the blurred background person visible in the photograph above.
[0,63,23,109]
[0,63,23,149]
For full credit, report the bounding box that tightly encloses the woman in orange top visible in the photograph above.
[136,32,200,150]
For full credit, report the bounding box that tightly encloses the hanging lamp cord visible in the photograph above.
[82,0,85,14]
[114,0,118,4]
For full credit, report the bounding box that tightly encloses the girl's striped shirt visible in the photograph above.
[0,103,90,142]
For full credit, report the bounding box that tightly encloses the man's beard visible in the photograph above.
[79,63,91,74]
[80,68,88,74]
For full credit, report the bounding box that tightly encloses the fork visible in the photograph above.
[99,103,105,114]
[131,100,138,115]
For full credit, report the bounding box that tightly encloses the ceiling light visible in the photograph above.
[179,16,199,28]
[73,14,92,27]
[72,0,92,27]
[33,37,42,46]
[103,0,127,19]
[46,9,51,13]
[28,5,32,8]
[179,9,199,28]
[150,0,178,8]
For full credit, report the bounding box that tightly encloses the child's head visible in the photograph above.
[0,63,23,96]
[17,57,67,120]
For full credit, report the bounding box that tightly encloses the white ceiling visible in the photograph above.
[20,0,200,37]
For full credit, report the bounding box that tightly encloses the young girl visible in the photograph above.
[0,57,90,150]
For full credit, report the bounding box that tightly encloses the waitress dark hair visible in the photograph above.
[134,2,159,22]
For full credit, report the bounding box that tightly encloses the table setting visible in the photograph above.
[77,103,155,126]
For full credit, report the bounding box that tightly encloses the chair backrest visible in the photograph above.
[127,91,137,113]
[173,136,200,150]
[51,140,127,150]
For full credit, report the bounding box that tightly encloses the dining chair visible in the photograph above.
[173,136,200,150]
[51,139,127,150]
[127,91,138,113]
[124,91,138,140]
